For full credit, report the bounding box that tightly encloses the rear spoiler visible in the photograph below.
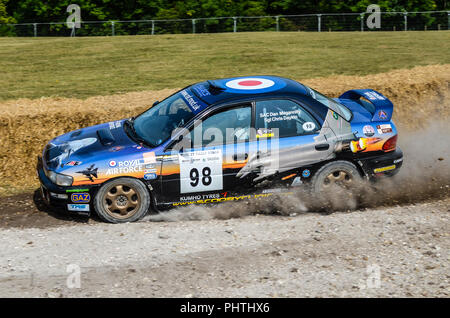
[339,89,393,122]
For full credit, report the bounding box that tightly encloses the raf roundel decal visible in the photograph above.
[225,77,275,90]
[226,78,275,90]
[109,160,117,167]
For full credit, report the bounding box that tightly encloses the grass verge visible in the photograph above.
[0,31,449,100]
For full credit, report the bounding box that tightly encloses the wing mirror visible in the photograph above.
[152,101,160,107]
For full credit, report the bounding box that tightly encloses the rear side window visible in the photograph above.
[305,86,353,121]
[255,99,320,138]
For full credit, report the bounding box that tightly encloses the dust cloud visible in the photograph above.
[146,117,450,222]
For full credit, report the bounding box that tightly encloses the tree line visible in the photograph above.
[1,0,448,24]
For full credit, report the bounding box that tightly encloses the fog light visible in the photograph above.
[50,192,68,199]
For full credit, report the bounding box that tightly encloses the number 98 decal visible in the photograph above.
[179,150,223,193]
[190,167,212,187]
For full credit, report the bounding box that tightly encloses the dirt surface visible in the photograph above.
[0,191,99,229]
[0,198,448,298]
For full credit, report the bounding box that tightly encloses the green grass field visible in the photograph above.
[0,31,449,101]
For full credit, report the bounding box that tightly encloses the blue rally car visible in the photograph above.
[37,76,403,223]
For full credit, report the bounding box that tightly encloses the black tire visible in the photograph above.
[94,177,151,223]
[310,160,363,211]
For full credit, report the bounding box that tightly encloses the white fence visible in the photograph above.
[1,11,449,37]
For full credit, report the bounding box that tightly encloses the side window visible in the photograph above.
[255,99,320,138]
[188,105,252,147]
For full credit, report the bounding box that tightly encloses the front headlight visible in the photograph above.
[47,170,73,186]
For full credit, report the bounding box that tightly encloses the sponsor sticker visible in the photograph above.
[71,193,90,203]
[302,169,311,178]
[378,110,388,120]
[142,152,156,164]
[376,124,392,134]
[144,173,157,180]
[109,121,122,129]
[65,161,81,166]
[109,146,124,152]
[105,159,145,175]
[373,165,396,173]
[302,122,316,132]
[193,85,211,97]
[66,188,89,193]
[180,89,203,112]
[256,128,274,138]
[67,204,90,212]
[363,125,375,137]
[365,91,386,101]
[332,111,339,120]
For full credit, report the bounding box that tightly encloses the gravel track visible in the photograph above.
[0,197,448,298]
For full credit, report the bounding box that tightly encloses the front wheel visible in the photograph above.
[94,178,151,223]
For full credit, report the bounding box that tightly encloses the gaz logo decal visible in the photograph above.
[179,149,223,194]
[71,193,90,203]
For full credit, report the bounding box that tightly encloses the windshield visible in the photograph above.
[305,86,352,121]
[133,91,195,147]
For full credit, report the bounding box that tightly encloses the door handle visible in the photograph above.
[233,153,248,161]
[315,143,330,151]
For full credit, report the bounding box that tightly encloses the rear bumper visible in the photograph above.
[357,147,403,179]
[36,156,92,216]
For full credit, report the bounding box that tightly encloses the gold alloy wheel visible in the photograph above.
[322,170,353,189]
[103,184,141,219]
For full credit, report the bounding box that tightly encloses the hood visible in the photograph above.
[44,119,138,171]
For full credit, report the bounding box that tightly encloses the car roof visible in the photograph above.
[189,75,309,106]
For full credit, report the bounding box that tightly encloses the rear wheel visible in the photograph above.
[310,161,363,210]
[94,178,150,223]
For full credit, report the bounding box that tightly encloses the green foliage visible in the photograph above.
[3,0,449,24]
[0,0,15,23]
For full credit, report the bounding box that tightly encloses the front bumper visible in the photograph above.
[36,156,93,216]
[356,147,403,179]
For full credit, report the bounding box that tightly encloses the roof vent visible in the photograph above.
[207,80,225,95]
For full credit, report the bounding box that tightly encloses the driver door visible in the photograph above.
[159,104,253,206]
